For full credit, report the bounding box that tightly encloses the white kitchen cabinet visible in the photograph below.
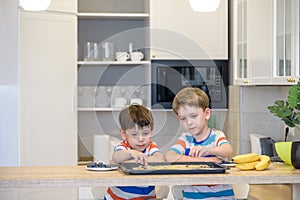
[233,0,273,85]
[0,0,77,166]
[233,0,248,85]
[233,0,299,85]
[19,11,77,166]
[149,0,228,60]
[272,0,299,85]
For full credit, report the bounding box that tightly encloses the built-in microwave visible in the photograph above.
[151,60,228,109]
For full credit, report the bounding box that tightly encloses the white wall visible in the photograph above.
[0,0,20,166]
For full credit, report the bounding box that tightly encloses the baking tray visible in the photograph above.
[119,162,226,175]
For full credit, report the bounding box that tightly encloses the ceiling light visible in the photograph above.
[189,0,221,12]
[20,0,51,11]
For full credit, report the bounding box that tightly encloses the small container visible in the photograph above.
[93,42,100,61]
[83,42,93,61]
[101,42,114,61]
[129,43,133,54]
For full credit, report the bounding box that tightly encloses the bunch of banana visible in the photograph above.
[232,153,270,171]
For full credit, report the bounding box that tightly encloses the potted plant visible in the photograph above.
[268,79,300,168]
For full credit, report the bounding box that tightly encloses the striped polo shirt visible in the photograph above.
[104,141,159,200]
[170,128,235,200]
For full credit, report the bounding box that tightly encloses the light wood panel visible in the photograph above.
[249,184,291,200]
[0,163,300,188]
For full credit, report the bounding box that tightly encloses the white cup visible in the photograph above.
[130,98,143,105]
[114,97,127,107]
[116,52,130,62]
[130,52,144,62]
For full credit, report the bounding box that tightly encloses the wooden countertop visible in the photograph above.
[0,163,300,188]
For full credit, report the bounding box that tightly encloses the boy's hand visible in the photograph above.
[189,146,213,157]
[130,150,148,166]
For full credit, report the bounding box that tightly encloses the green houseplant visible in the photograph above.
[268,79,300,168]
[268,79,300,141]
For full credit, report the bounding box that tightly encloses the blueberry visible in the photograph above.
[87,162,115,168]
[87,162,97,168]
[97,162,105,168]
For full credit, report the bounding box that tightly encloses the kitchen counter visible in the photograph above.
[0,163,300,199]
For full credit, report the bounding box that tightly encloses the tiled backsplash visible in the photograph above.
[226,85,291,154]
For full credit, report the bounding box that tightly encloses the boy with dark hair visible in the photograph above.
[104,104,165,200]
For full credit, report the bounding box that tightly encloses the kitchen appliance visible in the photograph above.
[151,60,228,109]
[249,134,277,157]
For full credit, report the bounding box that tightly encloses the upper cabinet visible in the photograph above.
[233,0,273,85]
[233,0,300,85]
[48,0,77,13]
[149,0,228,60]
[272,0,299,84]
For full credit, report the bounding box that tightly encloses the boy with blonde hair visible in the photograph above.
[166,87,234,199]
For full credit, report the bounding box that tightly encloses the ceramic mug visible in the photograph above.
[130,52,144,62]
[116,52,130,62]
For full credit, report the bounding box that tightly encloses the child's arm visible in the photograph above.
[208,143,234,158]
[147,151,165,162]
[189,143,234,158]
[112,149,148,165]
[113,149,165,166]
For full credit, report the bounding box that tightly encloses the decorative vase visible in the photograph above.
[291,141,300,169]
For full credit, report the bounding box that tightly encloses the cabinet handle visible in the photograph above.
[152,54,156,58]
[243,79,249,84]
[287,78,296,83]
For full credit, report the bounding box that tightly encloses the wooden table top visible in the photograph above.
[0,163,300,188]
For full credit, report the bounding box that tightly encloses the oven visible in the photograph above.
[151,60,228,109]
